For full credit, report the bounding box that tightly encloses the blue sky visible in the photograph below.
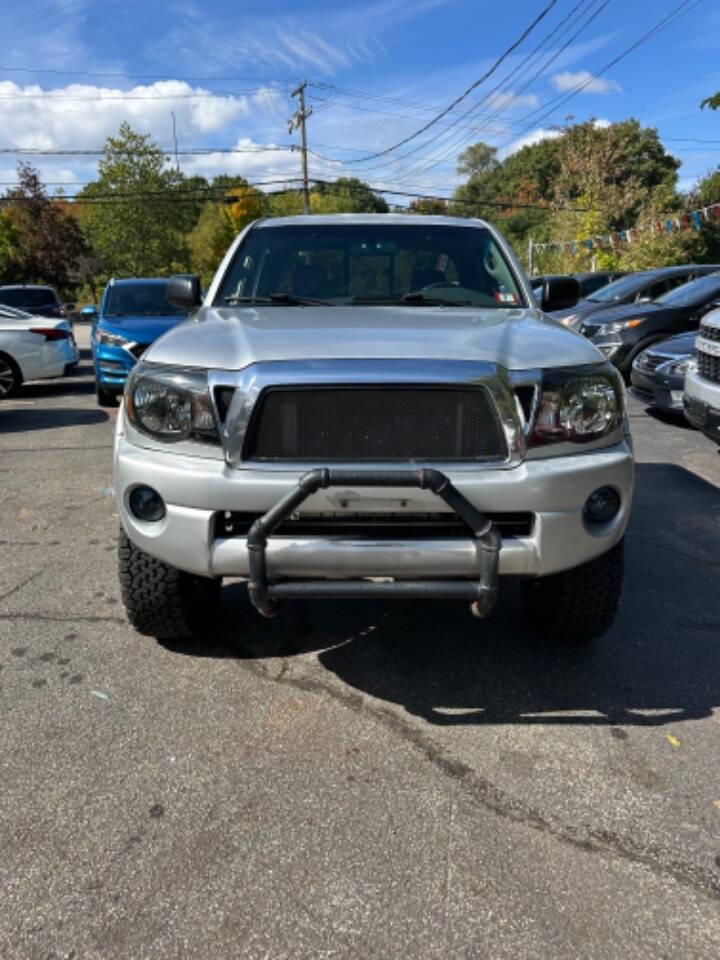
[2,0,719,203]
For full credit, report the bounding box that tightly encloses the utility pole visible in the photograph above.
[528,238,535,277]
[171,111,179,172]
[289,80,312,214]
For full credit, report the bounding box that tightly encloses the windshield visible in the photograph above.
[216,223,526,308]
[103,282,187,317]
[655,273,720,308]
[587,273,657,303]
[0,288,58,308]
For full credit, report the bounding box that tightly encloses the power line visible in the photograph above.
[338,0,559,164]
[493,0,705,152]
[0,145,294,156]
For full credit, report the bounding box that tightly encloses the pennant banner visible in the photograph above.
[530,202,720,253]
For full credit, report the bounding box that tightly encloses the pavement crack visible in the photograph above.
[0,568,46,603]
[237,657,720,903]
[0,612,126,624]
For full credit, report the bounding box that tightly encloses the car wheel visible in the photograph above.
[0,353,22,399]
[96,381,119,407]
[118,527,221,641]
[522,540,624,642]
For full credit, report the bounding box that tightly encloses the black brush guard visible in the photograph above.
[246,468,501,618]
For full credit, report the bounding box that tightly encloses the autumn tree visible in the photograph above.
[1,164,87,292]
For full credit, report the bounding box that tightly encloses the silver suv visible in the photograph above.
[684,306,720,442]
[114,215,634,643]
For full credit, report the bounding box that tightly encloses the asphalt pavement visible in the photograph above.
[1,326,720,959]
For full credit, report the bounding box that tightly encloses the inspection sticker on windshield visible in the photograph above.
[494,291,518,304]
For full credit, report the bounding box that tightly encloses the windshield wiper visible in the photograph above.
[222,293,330,306]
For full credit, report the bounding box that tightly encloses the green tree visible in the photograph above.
[456,142,498,180]
[77,122,187,277]
[2,163,86,292]
[310,178,389,213]
[701,92,720,110]
[407,197,449,215]
[188,202,235,288]
[0,209,19,284]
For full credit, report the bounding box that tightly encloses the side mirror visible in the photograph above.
[64,302,77,313]
[541,276,579,313]
[168,274,202,311]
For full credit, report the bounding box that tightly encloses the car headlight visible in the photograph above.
[125,362,219,443]
[97,329,132,347]
[595,318,645,336]
[559,315,577,327]
[531,366,624,445]
[666,356,697,376]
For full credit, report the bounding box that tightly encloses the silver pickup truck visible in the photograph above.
[114,214,633,644]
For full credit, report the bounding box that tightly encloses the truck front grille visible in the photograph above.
[215,511,534,540]
[697,351,720,384]
[242,386,507,462]
[699,323,720,343]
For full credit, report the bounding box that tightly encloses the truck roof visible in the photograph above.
[256,213,491,229]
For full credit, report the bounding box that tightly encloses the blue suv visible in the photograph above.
[91,277,189,406]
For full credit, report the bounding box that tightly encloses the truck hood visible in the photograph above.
[145,305,604,371]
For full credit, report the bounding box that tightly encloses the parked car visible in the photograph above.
[91,277,190,406]
[684,307,720,443]
[530,271,622,302]
[114,214,633,646]
[0,284,68,320]
[0,303,78,398]
[551,265,720,328]
[629,332,697,413]
[582,271,720,377]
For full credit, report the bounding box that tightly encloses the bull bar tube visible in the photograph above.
[246,468,502,618]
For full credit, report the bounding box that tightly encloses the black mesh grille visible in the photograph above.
[243,386,507,462]
[215,511,533,540]
[698,351,720,384]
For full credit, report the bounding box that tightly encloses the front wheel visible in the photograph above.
[522,540,624,642]
[0,353,22,399]
[118,527,221,641]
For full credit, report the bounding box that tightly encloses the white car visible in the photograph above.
[0,304,79,398]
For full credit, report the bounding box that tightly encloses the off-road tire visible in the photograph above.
[96,381,119,407]
[118,527,221,641]
[522,539,624,642]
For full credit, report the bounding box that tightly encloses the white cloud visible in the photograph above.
[0,81,248,152]
[178,138,301,187]
[501,127,562,158]
[550,71,622,95]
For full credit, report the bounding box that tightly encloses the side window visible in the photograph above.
[642,278,672,300]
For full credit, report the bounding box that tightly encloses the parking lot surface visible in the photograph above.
[2,327,720,959]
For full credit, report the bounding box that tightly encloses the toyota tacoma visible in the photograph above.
[114,215,633,643]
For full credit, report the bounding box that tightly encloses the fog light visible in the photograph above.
[129,485,166,522]
[584,486,620,523]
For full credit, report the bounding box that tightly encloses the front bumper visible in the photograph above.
[94,343,138,390]
[630,366,684,411]
[683,369,720,442]
[115,433,634,582]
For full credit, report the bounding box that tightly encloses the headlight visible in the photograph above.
[666,356,697,376]
[98,330,132,347]
[559,315,577,327]
[126,362,219,443]
[532,367,624,445]
[595,318,645,336]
